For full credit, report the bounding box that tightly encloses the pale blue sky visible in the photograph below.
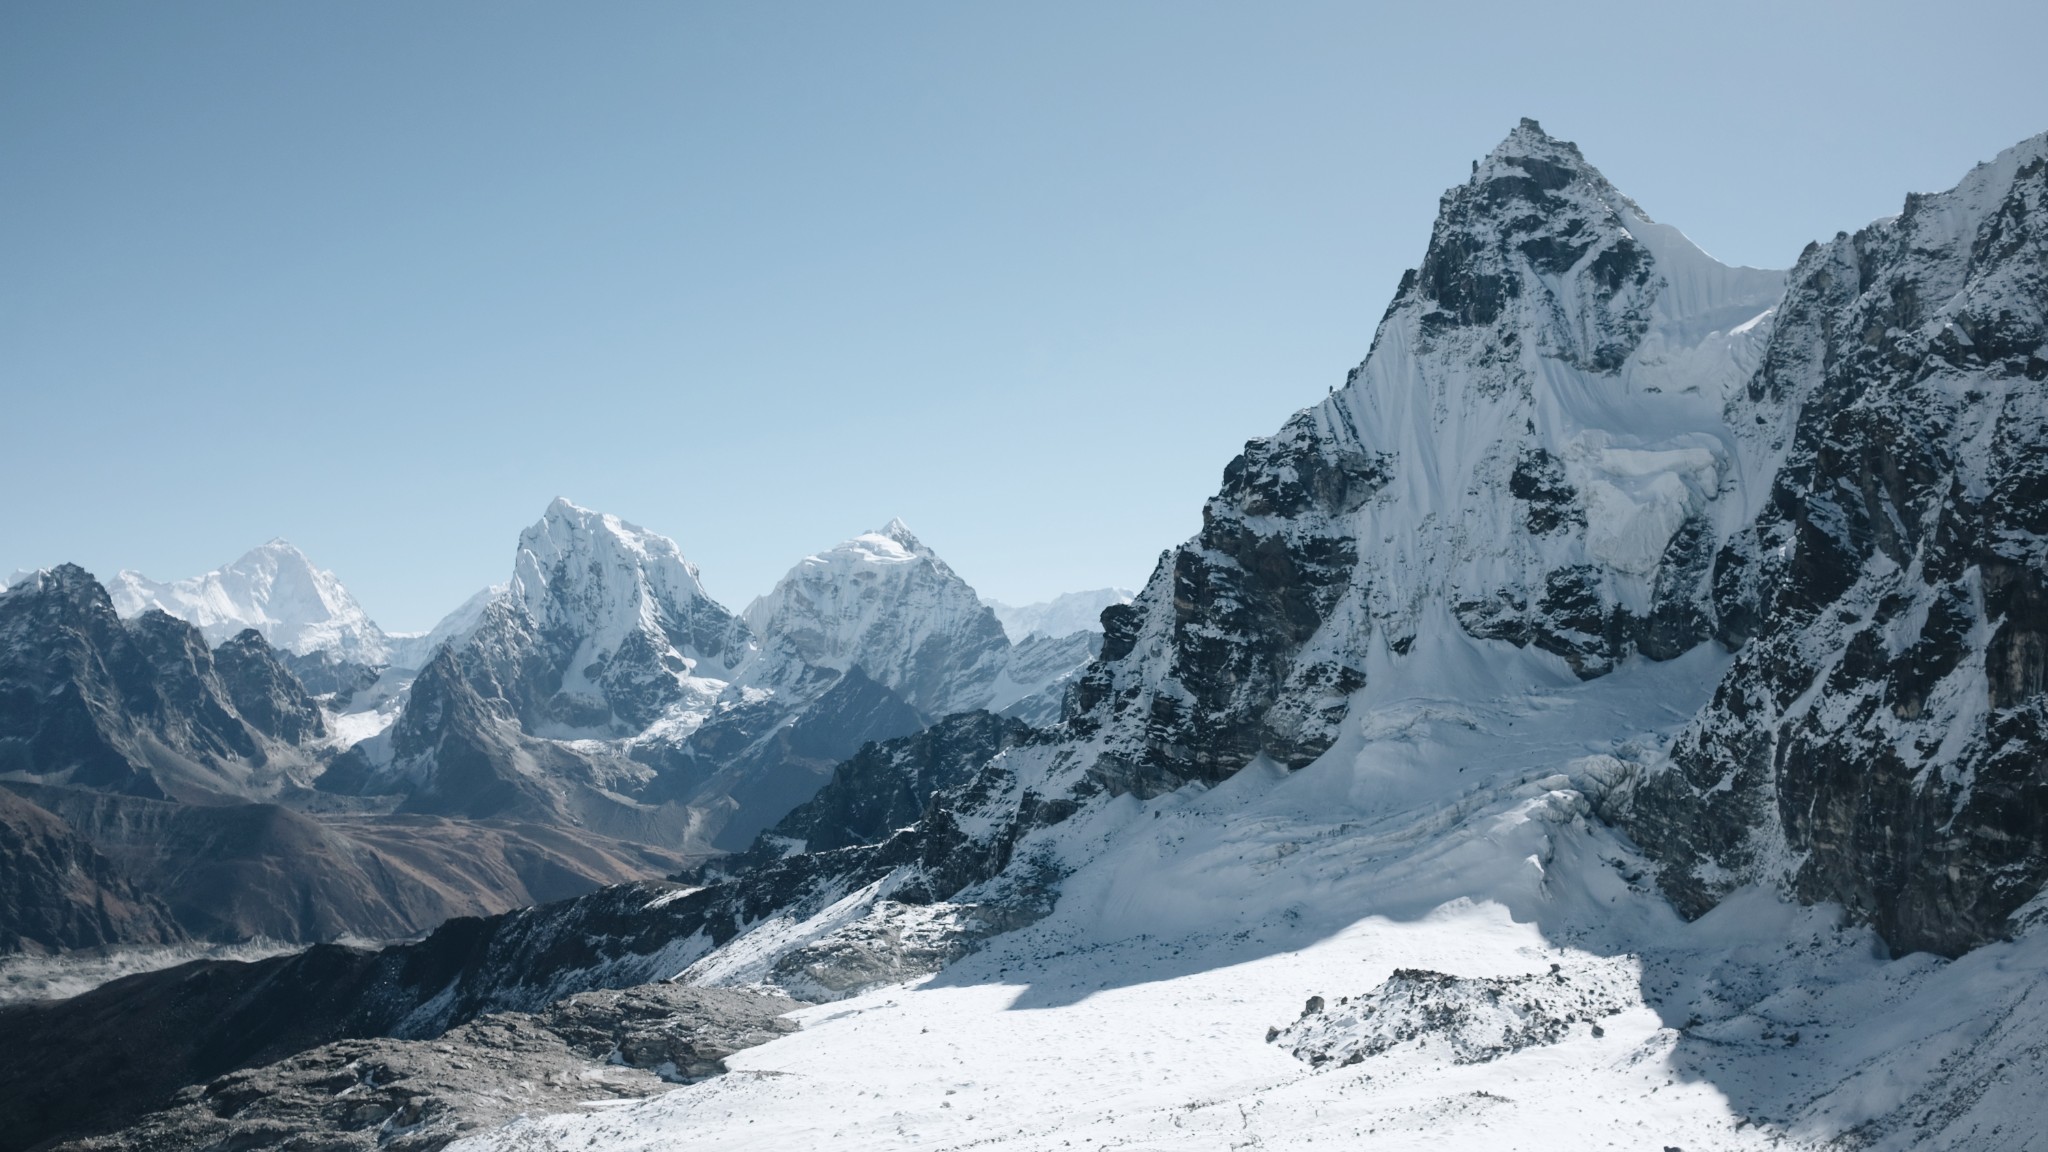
[4,1,2044,629]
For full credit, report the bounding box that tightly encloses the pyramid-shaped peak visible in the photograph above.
[236,539,317,568]
[873,517,924,550]
[529,499,657,547]
[1470,118,1624,203]
[1493,117,1579,159]
[542,496,596,523]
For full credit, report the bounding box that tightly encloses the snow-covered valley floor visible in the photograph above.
[464,637,2048,1151]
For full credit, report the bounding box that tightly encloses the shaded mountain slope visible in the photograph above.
[0,788,182,956]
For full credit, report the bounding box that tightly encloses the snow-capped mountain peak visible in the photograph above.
[876,516,921,549]
[1070,120,1794,795]
[106,539,392,664]
[383,584,506,670]
[744,522,1011,717]
[818,519,928,570]
[510,499,721,641]
[498,498,749,734]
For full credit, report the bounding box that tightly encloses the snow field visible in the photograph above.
[464,627,2048,1149]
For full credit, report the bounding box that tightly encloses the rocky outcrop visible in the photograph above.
[1275,958,1637,1070]
[1613,131,2048,956]
[722,710,1033,860]
[47,985,802,1152]
[275,648,381,704]
[649,665,929,851]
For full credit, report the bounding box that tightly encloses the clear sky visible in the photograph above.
[4,1,2044,630]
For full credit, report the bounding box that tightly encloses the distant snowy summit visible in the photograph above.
[983,588,1135,641]
[100,539,491,672]
[105,540,395,665]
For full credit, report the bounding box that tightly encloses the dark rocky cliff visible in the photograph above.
[1614,133,2048,956]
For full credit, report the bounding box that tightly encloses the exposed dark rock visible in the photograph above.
[1615,136,2048,956]
[721,710,1032,860]
[1277,960,1634,1070]
[50,984,802,1152]
[1071,407,1383,795]
[212,630,326,745]
[0,567,316,804]
[1509,446,1583,535]
[651,665,929,852]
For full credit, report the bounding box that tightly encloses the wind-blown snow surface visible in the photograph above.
[984,588,1135,642]
[461,635,2047,1151]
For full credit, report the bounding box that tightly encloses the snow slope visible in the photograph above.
[467,630,2047,1151]
[108,540,393,663]
[385,584,504,670]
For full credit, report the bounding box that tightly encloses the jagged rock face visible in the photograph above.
[108,540,393,665]
[653,665,928,853]
[0,567,316,802]
[744,520,1013,718]
[274,649,380,704]
[737,710,1033,857]
[0,788,183,955]
[1074,120,1785,796]
[212,630,326,745]
[1617,133,2048,957]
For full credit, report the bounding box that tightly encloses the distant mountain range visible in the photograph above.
[0,504,1116,953]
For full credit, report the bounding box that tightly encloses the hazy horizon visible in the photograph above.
[5,1,2045,630]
